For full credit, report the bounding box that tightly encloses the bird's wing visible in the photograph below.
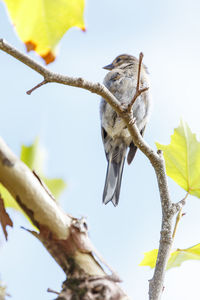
[127,126,146,165]
[101,126,108,159]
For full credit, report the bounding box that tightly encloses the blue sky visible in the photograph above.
[0,0,200,299]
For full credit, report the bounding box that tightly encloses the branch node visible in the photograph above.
[0,41,171,300]
[171,197,186,215]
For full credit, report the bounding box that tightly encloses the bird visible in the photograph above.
[100,54,151,206]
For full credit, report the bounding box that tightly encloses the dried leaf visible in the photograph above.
[0,196,13,240]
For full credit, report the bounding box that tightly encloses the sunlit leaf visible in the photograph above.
[139,249,158,269]
[21,137,46,174]
[3,0,85,64]
[156,120,200,198]
[140,244,200,270]
[43,178,66,199]
[0,138,66,224]
[20,138,67,198]
[167,244,200,269]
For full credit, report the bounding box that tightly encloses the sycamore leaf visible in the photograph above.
[20,138,67,199]
[167,244,200,269]
[156,120,200,198]
[139,249,158,269]
[140,244,200,270]
[43,178,66,199]
[0,196,13,240]
[3,0,85,64]
[0,138,66,224]
[21,137,45,174]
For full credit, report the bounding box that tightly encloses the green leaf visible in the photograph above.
[21,137,45,174]
[3,0,85,64]
[140,244,200,270]
[20,138,66,198]
[43,178,66,199]
[167,244,200,269]
[156,120,200,198]
[0,138,66,223]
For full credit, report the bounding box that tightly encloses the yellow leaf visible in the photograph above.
[156,120,200,198]
[3,0,85,64]
[140,244,200,270]
[139,249,158,268]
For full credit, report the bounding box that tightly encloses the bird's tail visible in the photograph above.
[103,150,126,206]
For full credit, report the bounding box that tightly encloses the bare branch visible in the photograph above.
[0,39,48,76]
[0,137,130,299]
[126,52,149,112]
[0,39,155,163]
[26,80,48,95]
[137,52,144,91]
[0,39,122,115]
[127,87,149,113]
[0,39,182,300]
[47,288,59,295]
[0,137,71,239]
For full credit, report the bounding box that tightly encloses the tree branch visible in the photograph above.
[26,79,48,95]
[0,38,183,300]
[126,52,149,112]
[0,137,129,299]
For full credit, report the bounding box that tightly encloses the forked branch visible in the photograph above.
[0,38,185,300]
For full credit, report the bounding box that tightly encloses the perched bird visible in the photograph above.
[100,54,151,206]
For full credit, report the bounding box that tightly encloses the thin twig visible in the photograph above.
[126,52,149,112]
[127,87,149,112]
[172,208,183,240]
[26,80,48,95]
[137,52,143,91]
[47,288,59,295]
[0,39,123,116]
[172,191,189,240]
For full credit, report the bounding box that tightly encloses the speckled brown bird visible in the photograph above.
[100,54,151,206]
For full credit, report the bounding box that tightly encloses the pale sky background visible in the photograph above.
[0,0,200,299]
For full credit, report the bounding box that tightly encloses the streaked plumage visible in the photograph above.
[100,54,151,206]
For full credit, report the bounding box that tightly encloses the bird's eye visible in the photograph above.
[116,57,121,63]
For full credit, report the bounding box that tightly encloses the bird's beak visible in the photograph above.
[103,63,114,70]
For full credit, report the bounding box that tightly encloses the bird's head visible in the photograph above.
[103,54,137,70]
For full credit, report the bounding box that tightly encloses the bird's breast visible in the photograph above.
[101,104,132,144]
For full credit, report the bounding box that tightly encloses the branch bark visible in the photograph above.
[0,38,184,300]
[0,137,129,300]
